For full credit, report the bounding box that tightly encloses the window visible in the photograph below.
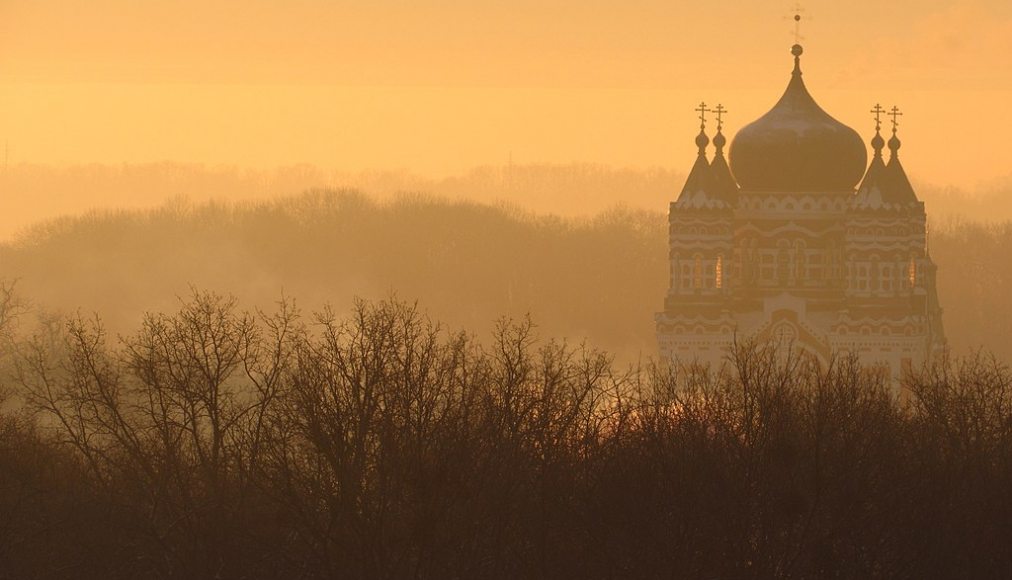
[793,240,806,281]
[908,257,917,288]
[693,255,703,289]
[760,251,774,281]
[715,255,724,289]
[777,249,790,283]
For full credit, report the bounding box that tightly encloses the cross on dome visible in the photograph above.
[713,104,727,131]
[870,103,886,132]
[791,3,805,44]
[889,106,903,133]
[695,102,711,130]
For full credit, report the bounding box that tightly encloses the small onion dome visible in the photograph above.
[729,45,867,192]
[695,130,710,150]
[888,133,901,154]
[871,131,885,152]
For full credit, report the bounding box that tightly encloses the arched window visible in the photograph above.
[693,254,703,289]
[908,257,917,288]
[715,255,724,289]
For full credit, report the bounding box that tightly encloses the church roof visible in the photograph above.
[674,126,734,210]
[882,133,918,205]
[854,126,889,208]
[853,109,920,211]
[677,128,711,200]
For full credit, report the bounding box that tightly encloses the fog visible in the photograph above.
[5,161,1012,241]
[3,186,1011,365]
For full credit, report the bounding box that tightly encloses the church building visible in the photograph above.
[655,42,946,378]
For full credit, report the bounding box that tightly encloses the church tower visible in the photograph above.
[656,41,946,379]
[663,103,737,356]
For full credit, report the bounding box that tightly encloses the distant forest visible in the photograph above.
[1,189,1011,362]
[3,162,1012,239]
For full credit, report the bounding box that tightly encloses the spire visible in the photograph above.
[713,103,726,150]
[882,105,918,205]
[791,7,805,75]
[708,103,739,204]
[856,104,888,205]
[694,100,710,157]
[678,102,712,202]
[887,105,903,161]
[870,103,886,158]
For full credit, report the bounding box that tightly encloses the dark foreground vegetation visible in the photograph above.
[1,290,1011,578]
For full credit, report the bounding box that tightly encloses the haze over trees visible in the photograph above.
[1,188,1011,361]
[3,162,1012,239]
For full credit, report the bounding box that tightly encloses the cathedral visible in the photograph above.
[655,42,946,378]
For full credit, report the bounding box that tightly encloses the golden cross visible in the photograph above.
[870,103,886,131]
[889,105,903,132]
[695,101,711,129]
[713,104,727,131]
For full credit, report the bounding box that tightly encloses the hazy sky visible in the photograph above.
[1,0,1010,187]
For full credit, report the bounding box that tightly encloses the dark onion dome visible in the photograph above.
[729,44,868,192]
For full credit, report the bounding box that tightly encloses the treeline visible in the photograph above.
[1,292,1011,578]
[2,190,1012,362]
[0,162,682,239]
[0,191,665,362]
[5,161,1011,239]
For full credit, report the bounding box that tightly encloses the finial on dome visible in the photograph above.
[870,103,886,157]
[695,101,710,130]
[888,105,903,132]
[712,104,728,153]
[790,6,804,73]
[888,105,903,156]
[694,101,711,155]
[871,103,885,133]
[791,44,804,73]
[713,103,726,131]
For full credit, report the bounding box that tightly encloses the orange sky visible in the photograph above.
[0,0,1010,188]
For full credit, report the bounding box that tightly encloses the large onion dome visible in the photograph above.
[729,45,867,192]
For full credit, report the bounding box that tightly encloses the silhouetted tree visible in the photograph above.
[5,293,1012,578]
